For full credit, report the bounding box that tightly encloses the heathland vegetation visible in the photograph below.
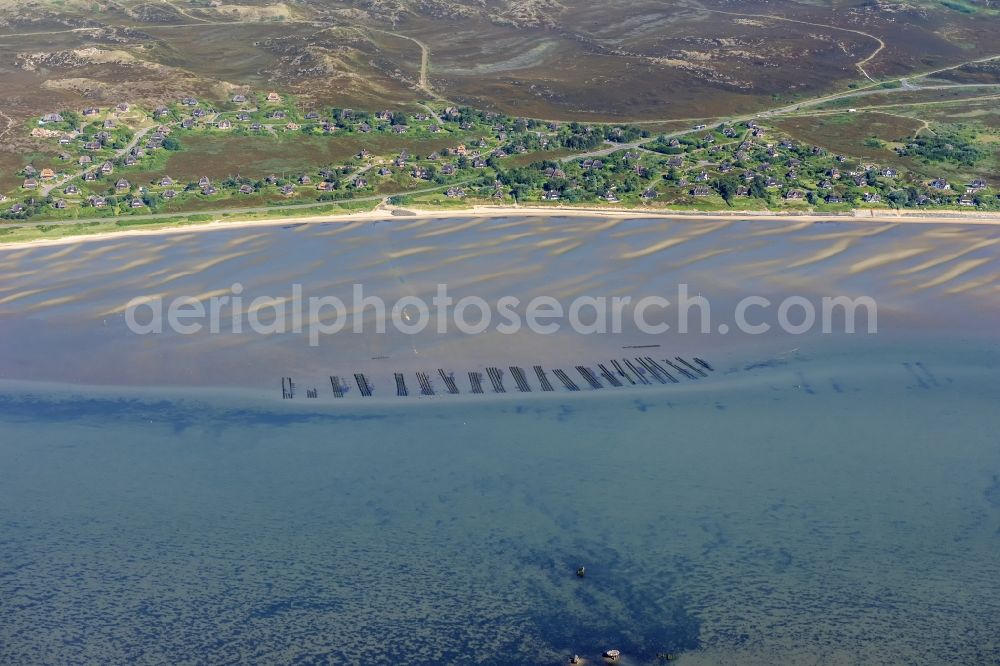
[3,89,997,230]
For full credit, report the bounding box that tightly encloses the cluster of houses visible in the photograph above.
[9,98,997,216]
[647,124,993,207]
[12,96,592,215]
[510,119,997,208]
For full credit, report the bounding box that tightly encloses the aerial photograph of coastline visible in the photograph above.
[1,0,999,664]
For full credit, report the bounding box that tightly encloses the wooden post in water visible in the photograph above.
[469,371,484,394]
[694,357,714,372]
[676,357,707,377]
[354,373,373,397]
[612,359,636,385]
[509,366,532,392]
[553,369,580,391]
[645,357,678,383]
[635,357,666,384]
[663,358,695,380]
[394,372,408,397]
[486,367,506,393]
[598,363,623,387]
[623,359,650,385]
[534,365,555,391]
[575,366,603,389]
[416,371,435,396]
[438,369,460,394]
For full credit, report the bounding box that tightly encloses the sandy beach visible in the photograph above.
[4,204,1000,251]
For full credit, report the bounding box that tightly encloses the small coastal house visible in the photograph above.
[115,178,130,191]
[691,186,712,197]
[266,92,281,103]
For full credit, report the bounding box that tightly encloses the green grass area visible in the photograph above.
[0,199,382,244]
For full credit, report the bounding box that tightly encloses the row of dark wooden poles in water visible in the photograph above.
[281,357,713,399]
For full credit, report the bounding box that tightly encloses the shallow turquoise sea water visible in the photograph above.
[2,339,999,665]
[3,216,1000,663]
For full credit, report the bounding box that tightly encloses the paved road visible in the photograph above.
[41,126,152,197]
[6,181,472,229]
